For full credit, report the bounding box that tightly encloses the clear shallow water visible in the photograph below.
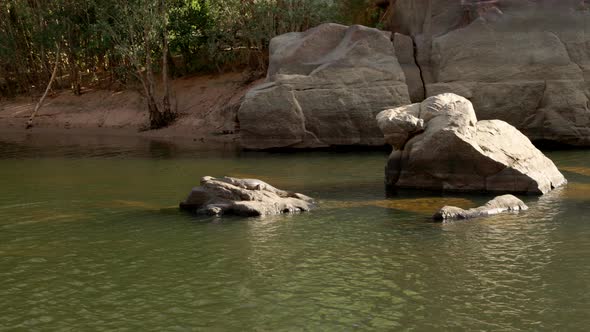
[0,133,589,331]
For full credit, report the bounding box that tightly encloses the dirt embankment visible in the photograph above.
[0,72,262,143]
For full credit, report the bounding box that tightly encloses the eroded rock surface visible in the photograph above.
[388,0,590,146]
[433,194,528,221]
[179,176,315,216]
[377,93,567,194]
[238,23,411,149]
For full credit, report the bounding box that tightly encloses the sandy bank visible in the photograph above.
[0,72,262,144]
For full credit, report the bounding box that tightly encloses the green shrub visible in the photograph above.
[0,0,384,96]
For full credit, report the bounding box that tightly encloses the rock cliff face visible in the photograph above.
[388,0,590,146]
[377,93,567,194]
[238,2,589,149]
[238,23,411,149]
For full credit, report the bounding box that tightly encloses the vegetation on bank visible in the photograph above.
[0,0,386,128]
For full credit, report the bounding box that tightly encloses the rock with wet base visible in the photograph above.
[179,176,315,216]
[238,23,411,149]
[377,93,567,194]
[433,194,528,222]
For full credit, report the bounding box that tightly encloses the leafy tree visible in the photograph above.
[168,0,212,74]
[0,0,382,128]
[105,0,176,129]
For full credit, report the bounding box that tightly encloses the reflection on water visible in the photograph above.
[322,197,476,215]
[561,166,590,177]
[0,133,589,330]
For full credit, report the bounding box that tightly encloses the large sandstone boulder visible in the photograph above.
[238,23,411,149]
[179,176,315,216]
[377,93,567,194]
[388,0,590,146]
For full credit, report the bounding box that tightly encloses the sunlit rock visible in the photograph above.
[377,93,567,194]
[179,176,315,216]
[368,197,476,215]
[238,23,411,149]
[389,0,590,146]
[433,194,528,221]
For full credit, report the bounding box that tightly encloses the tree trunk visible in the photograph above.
[146,0,176,129]
[26,45,60,129]
[69,53,81,95]
[161,0,171,115]
[144,26,160,129]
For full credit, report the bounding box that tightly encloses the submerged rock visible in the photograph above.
[179,176,315,216]
[377,93,567,194]
[238,23,411,149]
[433,194,528,221]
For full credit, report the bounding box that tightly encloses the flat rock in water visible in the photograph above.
[377,93,567,194]
[179,176,315,217]
[433,194,528,222]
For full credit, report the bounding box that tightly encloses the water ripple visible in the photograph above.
[1,136,589,330]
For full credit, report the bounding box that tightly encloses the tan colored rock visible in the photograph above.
[238,23,411,149]
[394,33,425,102]
[179,176,314,216]
[376,103,424,150]
[390,0,590,146]
[433,194,528,221]
[377,93,567,194]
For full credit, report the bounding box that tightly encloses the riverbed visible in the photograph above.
[1,133,589,330]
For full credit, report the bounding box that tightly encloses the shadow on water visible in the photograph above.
[148,140,179,159]
[533,139,590,151]
[0,130,240,159]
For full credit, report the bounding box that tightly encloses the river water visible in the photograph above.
[0,133,589,331]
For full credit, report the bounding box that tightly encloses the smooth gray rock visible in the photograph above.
[377,93,567,194]
[238,23,411,149]
[179,176,315,216]
[389,0,590,146]
[433,194,528,221]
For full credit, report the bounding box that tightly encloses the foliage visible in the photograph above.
[0,0,385,97]
[204,0,336,72]
[168,0,212,73]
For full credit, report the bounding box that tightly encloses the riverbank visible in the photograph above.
[0,72,262,145]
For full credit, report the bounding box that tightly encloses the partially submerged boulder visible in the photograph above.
[179,176,315,216]
[238,23,411,149]
[433,194,528,221]
[377,93,567,194]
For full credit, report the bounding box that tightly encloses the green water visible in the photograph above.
[1,133,589,331]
